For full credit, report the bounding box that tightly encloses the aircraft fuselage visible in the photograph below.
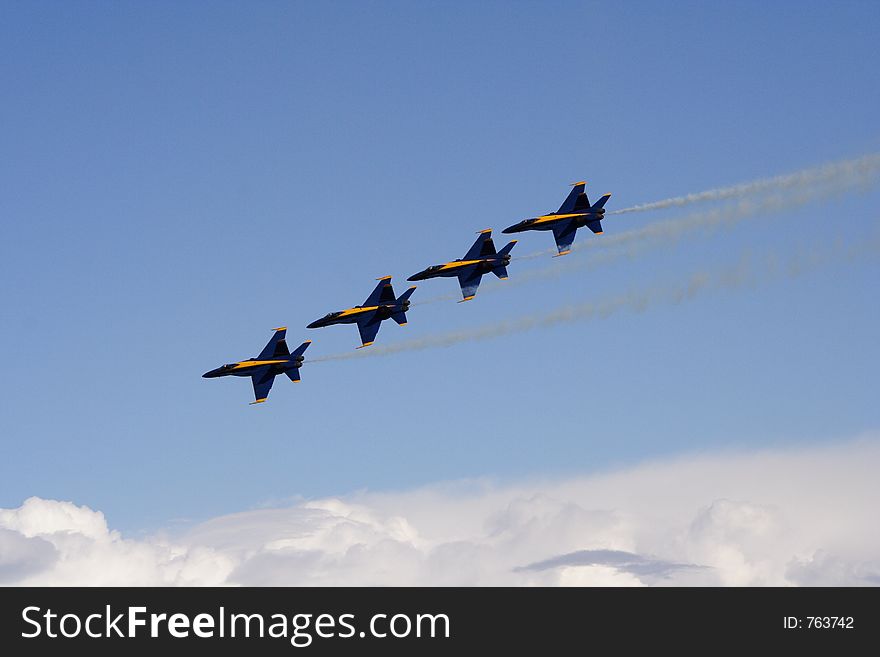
[202,356,304,379]
[503,208,606,234]
[307,301,410,328]
[409,254,512,281]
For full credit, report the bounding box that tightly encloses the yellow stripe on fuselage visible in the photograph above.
[532,212,587,226]
[231,360,288,370]
[437,259,484,272]
[336,305,380,318]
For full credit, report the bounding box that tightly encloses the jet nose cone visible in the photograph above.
[203,368,219,378]
[407,272,423,282]
[306,319,322,329]
[501,225,516,234]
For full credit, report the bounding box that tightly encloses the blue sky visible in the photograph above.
[1,1,878,533]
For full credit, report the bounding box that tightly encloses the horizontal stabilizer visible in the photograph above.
[391,310,408,326]
[493,265,509,279]
[285,368,301,383]
[586,219,604,234]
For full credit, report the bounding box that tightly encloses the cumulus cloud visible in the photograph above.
[0,529,57,583]
[0,498,234,586]
[785,551,880,587]
[1,436,879,586]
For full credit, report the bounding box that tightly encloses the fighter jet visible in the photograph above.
[502,182,611,256]
[202,328,311,404]
[407,229,517,302]
[307,277,416,349]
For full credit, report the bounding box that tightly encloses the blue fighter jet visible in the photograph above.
[407,229,517,301]
[307,277,416,349]
[503,182,611,256]
[203,328,311,404]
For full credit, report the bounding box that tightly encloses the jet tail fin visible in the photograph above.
[397,286,417,303]
[291,340,311,358]
[497,240,517,257]
[591,193,611,210]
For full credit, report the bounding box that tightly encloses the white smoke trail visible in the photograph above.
[607,152,880,215]
[408,171,879,304]
[516,163,880,262]
[309,232,879,363]
[411,153,880,305]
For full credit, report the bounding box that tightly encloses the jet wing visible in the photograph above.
[363,277,396,306]
[552,221,578,255]
[257,327,289,359]
[457,266,484,301]
[250,366,275,403]
[356,316,382,347]
[557,182,586,213]
[463,230,496,259]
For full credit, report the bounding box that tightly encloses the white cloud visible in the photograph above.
[1,436,879,586]
[0,497,234,586]
[0,528,57,584]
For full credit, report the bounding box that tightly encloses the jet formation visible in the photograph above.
[205,182,611,402]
